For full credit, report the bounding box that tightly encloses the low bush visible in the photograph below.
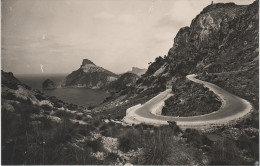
[236,133,259,159]
[41,104,52,111]
[84,137,104,153]
[139,125,202,165]
[35,94,47,101]
[78,127,91,136]
[183,128,212,147]
[50,119,77,145]
[76,115,82,120]
[168,121,182,133]
[118,128,141,152]
[53,110,75,119]
[209,138,242,165]
[100,123,121,137]
[104,152,120,164]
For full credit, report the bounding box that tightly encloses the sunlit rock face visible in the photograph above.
[62,59,119,89]
[128,67,147,76]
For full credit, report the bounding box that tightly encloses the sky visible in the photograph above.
[1,0,255,74]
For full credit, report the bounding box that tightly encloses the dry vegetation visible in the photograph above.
[162,77,221,117]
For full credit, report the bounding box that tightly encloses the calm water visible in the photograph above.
[15,74,110,108]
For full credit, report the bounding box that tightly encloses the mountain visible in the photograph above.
[103,1,259,120]
[91,3,258,163]
[133,1,258,107]
[143,1,258,78]
[62,59,119,89]
[128,67,147,76]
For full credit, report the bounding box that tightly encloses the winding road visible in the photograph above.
[123,74,253,129]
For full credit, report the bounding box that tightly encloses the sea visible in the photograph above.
[15,73,110,108]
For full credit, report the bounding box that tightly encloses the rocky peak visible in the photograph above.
[200,2,237,15]
[79,59,104,73]
[81,59,95,67]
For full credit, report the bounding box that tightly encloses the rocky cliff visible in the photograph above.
[63,59,119,89]
[143,1,258,78]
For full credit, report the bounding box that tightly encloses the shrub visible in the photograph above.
[78,128,91,136]
[104,153,120,164]
[134,123,155,130]
[76,115,82,120]
[99,122,114,131]
[84,137,104,153]
[50,119,76,145]
[100,123,121,137]
[2,93,32,104]
[35,94,47,101]
[140,126,175,164]
[2,93,18,100]
[53,110,74,119]
[12,102,41,121]
[140,126,202,165]
[209,138,242,165]
[236,133,259,159]
[33,116,53,130]
[41,104,52,111]
[118,129,141,152]
[183,128,212,147]
[88,105,95,110]
[168,121,182,133]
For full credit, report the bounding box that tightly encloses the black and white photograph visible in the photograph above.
[1,0,259,165]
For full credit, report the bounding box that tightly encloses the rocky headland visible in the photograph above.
[62,59,119,89]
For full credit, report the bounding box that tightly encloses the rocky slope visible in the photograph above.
[1,71,157,165]
[107,72,139,93]
[1,70,129,164]
[141,0,258,82]
[62,59,119,89]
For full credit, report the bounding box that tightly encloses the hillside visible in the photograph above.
[2,70,143,164]
[94,1,258,119]
[91,2,259,164]
[107,72,139,93]
[125,0,259,117]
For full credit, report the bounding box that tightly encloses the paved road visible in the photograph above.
[123,74,253,129]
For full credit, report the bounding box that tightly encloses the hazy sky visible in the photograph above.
[1,0,255,74]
